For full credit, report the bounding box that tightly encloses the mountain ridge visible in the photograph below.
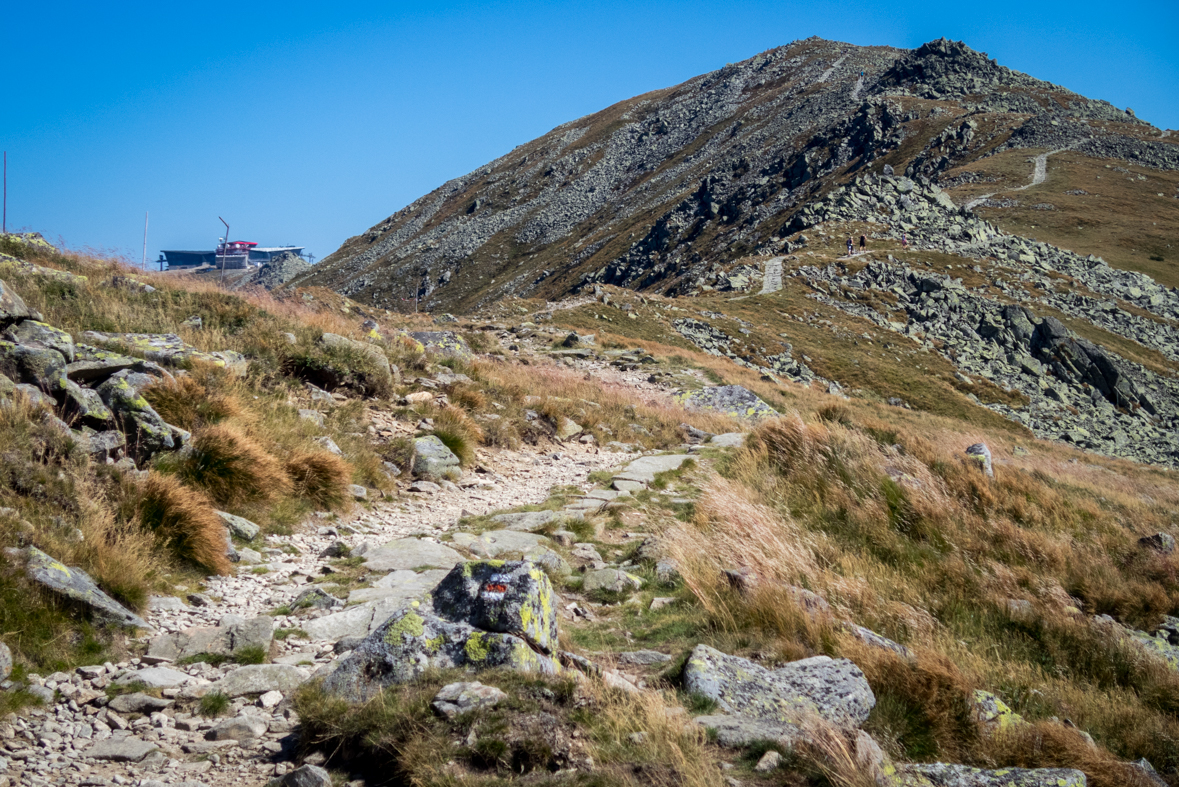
[293,36,1172,311]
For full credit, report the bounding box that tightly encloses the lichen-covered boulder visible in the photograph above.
[96,370,178,459]
[971,690,1024,731]
[673,385,777,419]
[965,442,993,477]
[80,331,245,374]
[893,763,1086,786]
[21,546,151,629]
[66,344,164,385]
[321,607,559,702]
[0,339,66,390]
[413,434,461,476]
[408,331,472,359]
[56,378,114,427]
[318,332,397,391]
[0,278,31,324]
[683,644,874,729]
[432,560,559,654]
[4,320,75,362]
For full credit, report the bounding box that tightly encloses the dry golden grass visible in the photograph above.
[176,424,293,508]
[142,369,245,432]
[286,451,353,511]
[580,679,726,787]
[135,473,231,575]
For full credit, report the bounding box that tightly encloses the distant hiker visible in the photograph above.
[859,235,867,249]
[901,232,909,248]
[846,238,854,256]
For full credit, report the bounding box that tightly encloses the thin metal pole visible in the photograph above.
[218,216,229,283]
[142,211,149,269]
[3,152,6,234]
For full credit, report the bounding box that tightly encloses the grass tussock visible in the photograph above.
[142,369,244,432]
[134,473,231,575]
[431,405,484,466]
[286,451,353,511]
[173,424,292,508]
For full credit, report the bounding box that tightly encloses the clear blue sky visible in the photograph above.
[4,1,1176,265]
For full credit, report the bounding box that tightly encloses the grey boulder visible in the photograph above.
[412,435,461,477]
[21,546,151,630]
[683,644,874,729]
[269,764,331,787]
[217,511,260,540]
[432,681,508,719]
[147,616,273,661]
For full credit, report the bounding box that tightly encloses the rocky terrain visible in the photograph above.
[3,32,1179,787]
[294,38,1174,312]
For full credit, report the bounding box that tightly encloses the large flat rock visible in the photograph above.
[362,538,463,572]
[212,664,309,697]
[86,737,159,762]
[347,568,449,606]
[450,530,549,558]
[614,454,692,484]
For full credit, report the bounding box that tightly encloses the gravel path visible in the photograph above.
[759,257,784,294]
[5,444,632,787]
[818,53,847,83]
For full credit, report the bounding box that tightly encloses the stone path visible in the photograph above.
[759,257,784,295]
[851,73,864,100]
[818,53,847,83]
[963,146,1071,210]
